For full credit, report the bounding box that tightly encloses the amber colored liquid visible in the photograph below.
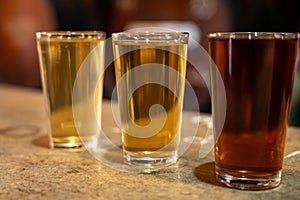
[37,38,104,147]
[209,37,298,176]
[113,41,187,153]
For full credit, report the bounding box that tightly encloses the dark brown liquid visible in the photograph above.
[209,37,298,176]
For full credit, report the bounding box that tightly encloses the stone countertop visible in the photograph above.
[0,84,300,200]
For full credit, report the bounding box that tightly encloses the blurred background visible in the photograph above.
[0,0,299,117]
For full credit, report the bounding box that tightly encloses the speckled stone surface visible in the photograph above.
[0,84,300,200]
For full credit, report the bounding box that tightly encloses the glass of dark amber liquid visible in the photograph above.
[208,32,299,190]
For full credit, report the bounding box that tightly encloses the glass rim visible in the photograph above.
[208,32,299,40]
[36,31,106,39]
[112,31,189,43]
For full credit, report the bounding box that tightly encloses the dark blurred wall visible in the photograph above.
[0,0,56,87]
[1,0,299,114]
[51,0,113,32]
[228,0,300,32]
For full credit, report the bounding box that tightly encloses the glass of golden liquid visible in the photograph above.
[112,32,189,170]
[209,32,299,190]
[36,31,106,149]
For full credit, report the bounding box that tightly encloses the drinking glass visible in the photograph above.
[36,31,106,149]
[209,32,299,190]
[112,32,189,170]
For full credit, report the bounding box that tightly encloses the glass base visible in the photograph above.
[216,167,282,190]
[52,141,83,148]
[123,150,178,172]
[51,136,97,151]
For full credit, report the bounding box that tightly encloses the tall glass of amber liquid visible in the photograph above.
[36,31,106,149]
[112,32,189,170]
[209,32,299,190]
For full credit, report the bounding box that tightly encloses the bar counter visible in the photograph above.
[0,84,299,199]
